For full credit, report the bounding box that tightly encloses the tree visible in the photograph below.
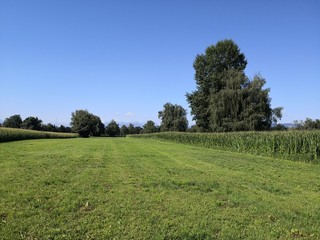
[125,123,142,134]
[58,125,71,133]
[142,120,158,134]
[3,114,22,128]
[127,124,136,135]
[21,116,42,130]
[186,40,247,132]
[158,103,188,132]
[272,107,283,125]
[134,126,143,134]
[187,39,281,132]
[41,123,58,132]
[90,115,105,136]
[105,120,120,137]
[241,75,273,131]
[209,69,249,131]
[70,110,95,137]
[294,118,320,130]
[120,125,129,137]
[293,120,304,130]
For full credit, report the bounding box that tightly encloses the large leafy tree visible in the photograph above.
[158,103,188,132]
[3,114,22,128]
[127,124,136,135]
[91,115,105,136]
[70,109,101,137]
[105,120,120,137]
[187,39,280,132]
[21,116,42,130]
[142,120,158,134]
[120,125,129,136]
[186,39,247,132]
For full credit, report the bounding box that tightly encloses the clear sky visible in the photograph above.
[1,0,319,126]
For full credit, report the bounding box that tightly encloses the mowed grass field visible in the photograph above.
[0,138,319,239]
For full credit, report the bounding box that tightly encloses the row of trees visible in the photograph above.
[69,110,153,137]
[293,118,320,130]
[70,104,189,137]
[0,102,189,138]
[0,114,72,132]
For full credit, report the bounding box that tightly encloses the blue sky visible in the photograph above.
[1,1,319,126]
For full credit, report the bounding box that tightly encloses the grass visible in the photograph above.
[0,138,319,239]
[0,127,78,142]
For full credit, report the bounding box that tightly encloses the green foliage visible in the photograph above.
[0,127,78,142]
[187,40,281,132]
[105,120,120,137]
[272,107,284,125]
[41,123,58,132]
[2,114,22,128]
[130,131,320,163]
[70,110,103,137]
[91,115,105,136]
[0,138,319,239]
[2,115,72,133]
[21,116,42,130]
[120,125,129,136]
[294,118,320,130]
[158,103,188,132]
[126,123,143,135]
[127,124,136,134]
[41,123,72,133]
[142,120,158,134]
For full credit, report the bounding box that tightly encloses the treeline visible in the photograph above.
[293,118,320,130]
[0,113,155,138]
[0,114,72,133]
[70,102,190,137]
[70,106,185,137]
[0,102,189,138]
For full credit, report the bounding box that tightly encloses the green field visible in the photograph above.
[1,138,319,239]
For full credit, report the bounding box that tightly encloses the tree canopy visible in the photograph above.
[70,109,103,137]
[142,120,158,134]
[3,114,22,128]
[187,39,281,132]
[21,116,42,130]
[158,103,188,132]
[105,120,120,137]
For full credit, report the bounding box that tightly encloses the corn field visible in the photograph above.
[0,127,78,143]
[130,131,320,163]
